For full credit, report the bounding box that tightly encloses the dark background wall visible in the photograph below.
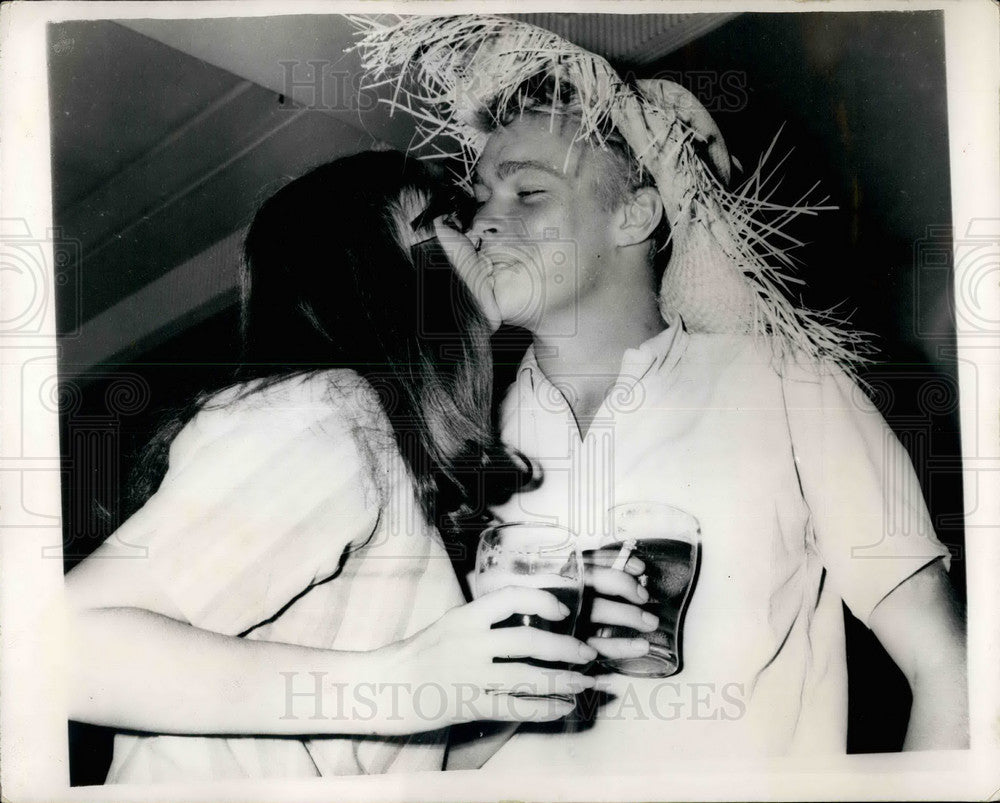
[55,10,962,783]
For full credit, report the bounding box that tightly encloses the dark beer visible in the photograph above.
[476,571,582,635]
[595,536,700,678]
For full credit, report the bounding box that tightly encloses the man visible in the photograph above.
[440,104,967,764]
[359,15,968,764]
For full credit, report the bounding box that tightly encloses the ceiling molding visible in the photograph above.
[59,229,242,379]
[118,16,418,149]
[63,80,271,258]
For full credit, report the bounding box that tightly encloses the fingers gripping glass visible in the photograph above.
[474,523,584,703]
[593,503,702,678]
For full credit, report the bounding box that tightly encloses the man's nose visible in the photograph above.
[468,192,516,242]
[467,211,503,245]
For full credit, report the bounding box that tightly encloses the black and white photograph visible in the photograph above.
[1,2,998,800]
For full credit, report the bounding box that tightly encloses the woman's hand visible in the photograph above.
[583,552,658,660]
[371,586,597,733]
[433,216,502,332]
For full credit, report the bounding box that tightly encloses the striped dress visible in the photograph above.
[104,370,465,782]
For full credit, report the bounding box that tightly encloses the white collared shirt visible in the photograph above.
[488,313,950,764]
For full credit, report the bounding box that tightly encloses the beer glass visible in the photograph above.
[474,522,584,702]
[594,503,701,678]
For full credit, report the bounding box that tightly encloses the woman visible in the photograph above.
[64,151,603,782]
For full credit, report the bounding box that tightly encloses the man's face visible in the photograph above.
[467,114,620,332]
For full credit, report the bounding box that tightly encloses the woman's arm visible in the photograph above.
[66,584,598,738]
[69,605,377,736]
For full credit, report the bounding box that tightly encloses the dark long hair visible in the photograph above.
[126,150,527,540]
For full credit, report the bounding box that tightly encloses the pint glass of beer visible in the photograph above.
[594,503,701,678]
[474,522,584,702]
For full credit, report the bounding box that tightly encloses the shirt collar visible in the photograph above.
[517,309,688,393]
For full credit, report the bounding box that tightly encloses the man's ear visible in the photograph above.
[613,186,664,247]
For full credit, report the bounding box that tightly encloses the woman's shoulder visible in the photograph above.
[204,368,368,410]
[205,369,388,425]
[171,369,393,469]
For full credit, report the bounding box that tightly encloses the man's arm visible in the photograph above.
[867,559,969,750]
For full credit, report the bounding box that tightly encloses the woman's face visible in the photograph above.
[389,187,435,253]
[388,183,500,331]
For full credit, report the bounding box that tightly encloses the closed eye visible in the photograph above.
[517,189,545,199]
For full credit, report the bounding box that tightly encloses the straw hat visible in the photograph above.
[351,14,872,372]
